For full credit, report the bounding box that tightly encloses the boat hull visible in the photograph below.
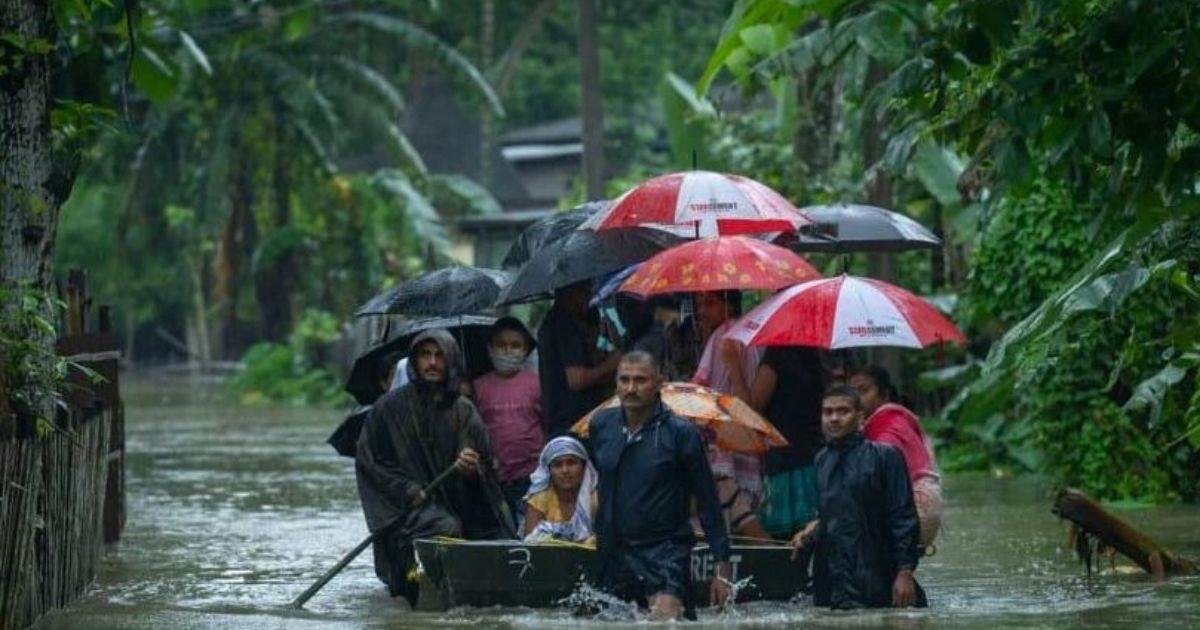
[413,538,804,610]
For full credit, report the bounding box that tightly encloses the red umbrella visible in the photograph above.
[619,236,821,297]
[726,275,965,349]
[579,170,812,237]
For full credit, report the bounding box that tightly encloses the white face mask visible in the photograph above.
[489,348,525,375]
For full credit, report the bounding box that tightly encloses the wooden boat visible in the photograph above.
[413,538,805,610]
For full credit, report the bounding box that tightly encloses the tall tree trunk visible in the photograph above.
[255,100,297,342]
[213,145,254,359]
[480,0,495,190]
[1,0,71,435]
[186,256,212,369]
[578,0,605,200]
[860,61,900,379]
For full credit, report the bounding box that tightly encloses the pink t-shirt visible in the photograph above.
[863,403,938,483]
[692,319,765,395]
[693,319,766,502]
[472,370,545,484]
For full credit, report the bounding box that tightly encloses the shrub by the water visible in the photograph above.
[229,309,349,406]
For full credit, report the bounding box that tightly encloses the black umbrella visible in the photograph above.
[355,267,512,317]
[343,314,497,406]
[788,203,941,252]
[500,201,609,269]
[496,227,678,306]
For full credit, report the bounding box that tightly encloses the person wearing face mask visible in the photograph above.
[471,317,545,519]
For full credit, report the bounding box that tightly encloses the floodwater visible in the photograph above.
[44,375,1200,629]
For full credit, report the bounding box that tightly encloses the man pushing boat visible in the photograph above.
[587,350,733,620]
[355,329,510,606]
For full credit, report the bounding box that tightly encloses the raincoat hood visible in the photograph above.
[405,328,464,401]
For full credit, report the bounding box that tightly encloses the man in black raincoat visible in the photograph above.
[355,329,510,605]
[790,384,925,609]
[588,351,732,620]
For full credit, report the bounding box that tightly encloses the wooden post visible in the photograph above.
[0,347,11,441]
[65,268,87,336]
[1053,488,1198,577]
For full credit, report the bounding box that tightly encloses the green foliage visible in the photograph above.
[964,178,1092,329]
[228,309,349,407]
[0,286,67,428]
[703,0,1200,500]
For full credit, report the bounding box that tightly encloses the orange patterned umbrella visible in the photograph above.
[618,235,820,297]
[570,382,789,454]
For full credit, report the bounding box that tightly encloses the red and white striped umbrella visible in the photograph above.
[579,170,812,237]
[726,275,965,349]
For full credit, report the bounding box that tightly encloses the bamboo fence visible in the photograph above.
[0,269,123,629]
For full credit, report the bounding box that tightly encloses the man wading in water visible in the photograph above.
[588,351,733,620]
[790,384,925,609]
[355,329,507,606]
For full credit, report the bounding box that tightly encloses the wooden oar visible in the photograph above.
[290,464,459,609]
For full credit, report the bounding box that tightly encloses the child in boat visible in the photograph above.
[521,436,598,544]
[849,365,943,548]
[471,317,545,520]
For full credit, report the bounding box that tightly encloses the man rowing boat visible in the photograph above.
[355,329,509,606]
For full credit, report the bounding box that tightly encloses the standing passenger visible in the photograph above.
[472,317,544,518]
[538,281,620,437]
[724,345,826,540]
[850,365,943,547]
[693,291,767,533]
[590,351,732,620]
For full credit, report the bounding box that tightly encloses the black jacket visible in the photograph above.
[588,401,731,561]
[812,433,922,609]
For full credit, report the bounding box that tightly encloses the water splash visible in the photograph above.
[710,575,757,618]
[557,579,641,621]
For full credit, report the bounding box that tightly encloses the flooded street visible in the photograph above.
[44,375,1200,629]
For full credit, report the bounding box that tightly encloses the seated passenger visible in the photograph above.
[522,436,598,544]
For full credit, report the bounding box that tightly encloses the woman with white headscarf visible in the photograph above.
[521,436,598,544]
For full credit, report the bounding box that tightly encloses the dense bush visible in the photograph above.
[964,179,1092,330]
[228,309,349,406]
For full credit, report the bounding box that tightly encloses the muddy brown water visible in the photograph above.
[42,375,1200,629]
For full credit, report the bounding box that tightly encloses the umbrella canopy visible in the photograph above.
[791,203,941,252]
[590,263,642,307]
[495,228,678,306]
[579,170,812,237]
[618,235,821,297]
[355,267,512,317]
[344,314,497,405]
[501,201,608,269]
[727,275,965,349]
[569,382,789,454]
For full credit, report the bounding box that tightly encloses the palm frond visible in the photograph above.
[329,11,504,116]
[328,56,406,113]
[371,168,451,251]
